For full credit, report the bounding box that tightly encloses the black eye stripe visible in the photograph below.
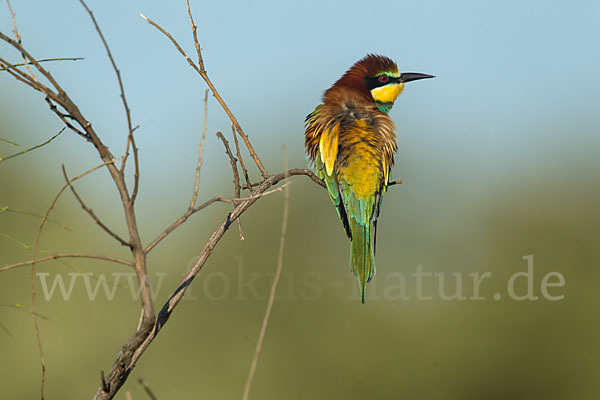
[365,76,401,90]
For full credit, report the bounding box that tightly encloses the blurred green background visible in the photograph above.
[1,0,599,399]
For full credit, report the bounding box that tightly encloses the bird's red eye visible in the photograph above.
[378,75,389,83]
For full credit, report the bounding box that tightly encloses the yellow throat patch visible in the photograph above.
[371,83,404,104]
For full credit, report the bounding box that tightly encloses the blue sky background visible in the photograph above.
[3,0,599,181]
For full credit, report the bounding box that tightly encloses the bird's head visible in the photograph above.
[326,54,434,113]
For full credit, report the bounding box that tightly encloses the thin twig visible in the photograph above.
[61,165,131,247]
[7,5,44,396]
[220,183,290,203]
[144,195,222,254]
[0,232,34,250]
[6,0,37,83]
[50,2,155,328]
[1,253,133,272]
[216,132,242,198]
[0,56,37,89]
[28,159,115,400]
[190,89,209,208]
[144,183,289,254]
[139,12,269,178]
[242,147,291,400]
[216,131,245,240]
[31,160,118,245]
[231,124,251,190]
[0,33,63,96]
[137,378,158,400]
[387,178,403,186]
[0,57,83,71]
[0,137,20,146]
[185,0,204,71]
[77,0,139,203]
[237,211,245,241]
[0,206,70,231]
[0,127,64,162]
[43,97,89,139]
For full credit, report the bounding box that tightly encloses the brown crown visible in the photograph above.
[325,54,398,99]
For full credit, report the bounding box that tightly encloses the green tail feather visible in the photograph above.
[350,219,375,304]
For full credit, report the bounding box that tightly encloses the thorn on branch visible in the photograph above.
[101,370,110,393]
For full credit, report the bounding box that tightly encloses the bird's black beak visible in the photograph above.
[399,72,435,83]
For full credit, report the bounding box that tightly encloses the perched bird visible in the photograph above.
[304,54,433,303]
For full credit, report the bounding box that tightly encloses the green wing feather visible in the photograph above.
[315,151,352,239]
[340,182,376,304]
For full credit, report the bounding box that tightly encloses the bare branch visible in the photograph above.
[216,132,242,199]
[0,127,64,162]
[190,89,209,208]
[216,131,245,239]
[94,167,324,399]
[1,2,157,328]
[6,0,37,83]
[27,159,115,400]
[0,137,20,146]
[0,32,65,96]
[1,253,133,272]
[220,183,290,203]
[43,97,89,140]
[77,0,139,203]
[144,183,289,255]
[243,147,291,400]
[3,6,327,399]
[144,195,222,254]
[0,232,34,250]
[232,124,251,190]
[0,57,83,71]
[185,0,204,71]
[139,12,269,178]
[0,206,71,231]
[61,165,131,247]
[0,55,42,92]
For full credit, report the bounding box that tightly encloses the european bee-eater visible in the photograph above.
[304,54,433,303]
